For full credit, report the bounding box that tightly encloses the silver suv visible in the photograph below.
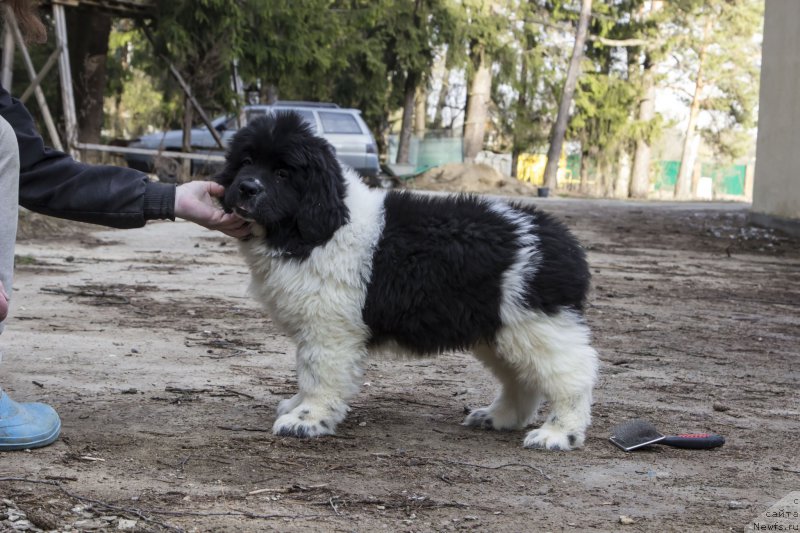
[125,102,380,180]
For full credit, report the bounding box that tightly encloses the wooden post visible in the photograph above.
[1,26,14,88]
[144,26,225,150]
[53,3,80,160]
[543,0,593,190]
[5,7,64,152]
[166,59,226,150]
[232,58,246,129]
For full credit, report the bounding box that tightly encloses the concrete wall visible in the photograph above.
[751,0,800,229]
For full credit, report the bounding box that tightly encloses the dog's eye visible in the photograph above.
[275,169,289,179]
[241,157,253,167]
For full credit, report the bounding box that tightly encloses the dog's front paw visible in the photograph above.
[272,406,337,439]
[462,408,495,430]
[463,405,523,431]
[523,426,583,451]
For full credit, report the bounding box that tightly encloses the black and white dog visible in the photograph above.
[216,112,598,451]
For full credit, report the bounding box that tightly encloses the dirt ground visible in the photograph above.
[1,196,798,533]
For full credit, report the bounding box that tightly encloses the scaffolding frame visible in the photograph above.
[0,0,228,167]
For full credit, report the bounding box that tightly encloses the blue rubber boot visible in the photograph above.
[0,389,61,450]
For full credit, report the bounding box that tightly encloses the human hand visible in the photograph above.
[174,181,251,239]
[0,280,8,323]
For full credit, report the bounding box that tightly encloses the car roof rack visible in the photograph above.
[273,101,340,109]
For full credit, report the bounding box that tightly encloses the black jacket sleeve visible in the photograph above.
[0,82,175,228]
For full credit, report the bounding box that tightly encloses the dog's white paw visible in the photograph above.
[272,405,336,439]
[523,426,583,451]
[462,406,521,431]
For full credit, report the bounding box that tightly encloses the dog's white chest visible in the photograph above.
[238,178,386,340]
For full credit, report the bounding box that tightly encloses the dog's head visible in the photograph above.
[215,111,349,257]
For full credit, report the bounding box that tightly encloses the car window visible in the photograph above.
[319,112,362,134]
[243,108,317,132]
[295,110,317,132]
[246,109,268,123]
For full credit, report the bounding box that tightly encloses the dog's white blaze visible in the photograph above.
[488,201,541,325]
[240,169,386,417]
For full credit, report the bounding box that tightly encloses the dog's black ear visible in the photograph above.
[295,139,349,245]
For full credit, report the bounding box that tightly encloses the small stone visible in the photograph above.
[117,518,138,531]
[728,500,747,510]
[73,518,107,530]
[619,515,635,525]
[26,508,60,530]
[358,421,367,427]
[713,403,730,412]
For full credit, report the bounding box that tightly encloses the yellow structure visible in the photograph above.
[516,153,573,186]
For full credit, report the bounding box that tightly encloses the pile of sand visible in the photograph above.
[402,163,539,196]
[16,209,95,241]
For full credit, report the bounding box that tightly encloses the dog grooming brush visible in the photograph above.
[609,419,725,451]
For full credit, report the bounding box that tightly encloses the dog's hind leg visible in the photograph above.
[495,310,598,451]
[463,343,543,431]
[272,339,366,438]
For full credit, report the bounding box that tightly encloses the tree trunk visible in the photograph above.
[543,0,593,190]
[463,48,491,162]
[615,150,631,198]
[511,40,530,180]
[602,161,615,198]
[66,8,111,155]
[630,57,655,198]
[262,83,279,104]
[181,94,193,182]
[579,147,590,194]
[432,68,450,130]
[396,71,417,164]
[414,86,426,139]
[675,16,712,200]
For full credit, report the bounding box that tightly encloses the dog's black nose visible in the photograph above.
[238,179,263,197]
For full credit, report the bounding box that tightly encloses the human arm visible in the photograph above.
[0,82,172,228]
[1,82,246,236]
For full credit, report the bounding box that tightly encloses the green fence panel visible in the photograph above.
[416,137,464,171]
[566,154,581,182]
[700,162,746,196]
[655,160,680,190]
[387,135,463,172]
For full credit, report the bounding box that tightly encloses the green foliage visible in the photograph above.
[567,0,656,174]
[82,0,761,176]
[146,0,245,117]
[105,23,175,135]
[570,68,637,163]
[492,2,557,154]
[666,0,763,160]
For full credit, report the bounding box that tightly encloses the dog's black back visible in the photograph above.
[363,191,589,354]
